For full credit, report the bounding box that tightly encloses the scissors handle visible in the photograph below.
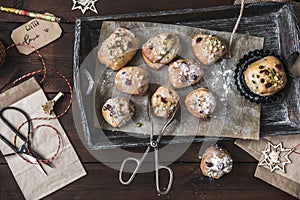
[0,107,54,168]
[119,146,150,185]
[0,134,18,153]
[0,107,30,142]
[154,147,173,195]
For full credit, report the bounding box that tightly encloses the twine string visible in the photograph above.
[6,42,47,85]
[228,0,245,58]
[291,143,300,155]
[5,41,72,164]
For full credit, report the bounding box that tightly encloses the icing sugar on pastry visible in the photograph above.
[98,27,140,70]
[168,59,203,89]
[102,97,135,128]
[200,146,233,179]
[151,86,180,118]
[185,88,216,119]
[192,33,227,66]
[115,66,150,95]
[142,32,181,69]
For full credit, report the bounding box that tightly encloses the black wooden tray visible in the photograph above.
[73,2,300,149]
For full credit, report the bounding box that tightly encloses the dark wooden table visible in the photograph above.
[0,0,298,199]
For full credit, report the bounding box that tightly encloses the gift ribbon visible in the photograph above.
[4,41,72,165]
[291,143,300,155]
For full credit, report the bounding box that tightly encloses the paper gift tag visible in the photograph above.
[11,15,62,55]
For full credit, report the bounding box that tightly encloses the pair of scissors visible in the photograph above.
[0,106,54,176]
[119,104,177,195]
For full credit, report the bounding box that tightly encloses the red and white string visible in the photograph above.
[291,143,300,155]
[6,42,72,164]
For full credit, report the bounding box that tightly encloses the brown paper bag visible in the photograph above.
[235,135,300,199]
[0,78,87,200]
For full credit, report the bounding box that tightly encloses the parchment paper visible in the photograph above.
[235,136,300,199]
[0,78,86,200]
[94,21,264,140]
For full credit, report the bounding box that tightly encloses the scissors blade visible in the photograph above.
[29,149,54,168]
[18,144,54,169]
[24,154,47,176]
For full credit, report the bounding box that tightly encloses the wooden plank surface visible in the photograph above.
[0,0,298,199]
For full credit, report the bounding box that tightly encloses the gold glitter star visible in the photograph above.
[72,0,98,14]
[41,100,55,115]
[258,142,293,173]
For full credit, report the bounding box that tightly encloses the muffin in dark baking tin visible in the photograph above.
[234,49,288,104]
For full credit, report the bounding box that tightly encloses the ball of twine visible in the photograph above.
[0,41,6,68]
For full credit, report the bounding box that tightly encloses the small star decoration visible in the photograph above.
[258,142,293,173]
[72,0,98,14]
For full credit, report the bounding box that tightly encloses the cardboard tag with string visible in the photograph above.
[10,13,62,55]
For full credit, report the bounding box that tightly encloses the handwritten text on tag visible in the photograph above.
[11,17,62,55]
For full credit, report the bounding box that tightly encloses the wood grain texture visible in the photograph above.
[0,0,299,199]
[0,0,235,23]
[0,163,296,200]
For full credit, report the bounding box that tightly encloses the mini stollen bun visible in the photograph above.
[185,88,216,119]
[102,97,135,128]
[168,59,203,89]
[151,86,180,118]
[191,33,227,66]
[243,56,287,96]
[0,41,6,68]
[142,32,181,70]
[98,27,140,70]
[115,66,150,95]
[200,146,233,179]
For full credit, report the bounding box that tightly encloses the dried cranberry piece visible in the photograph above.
[149,45,154,50]
[115,41,121,47]
[127,41,133,48]
[105,104,112,111]
[265,82,272,88]
[181,61,187,64]
[275,64,282,70]
[167,34,173,39]
[191,74,198,80]
[196,37,202,43]
[125,79,132,85]
[161,97,168,103]
[110,110,116,116]
[260,70,269,75]
[205,162,213,168]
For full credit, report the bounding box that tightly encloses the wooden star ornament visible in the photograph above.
[258,142,293,173]
[72,0,98,14]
